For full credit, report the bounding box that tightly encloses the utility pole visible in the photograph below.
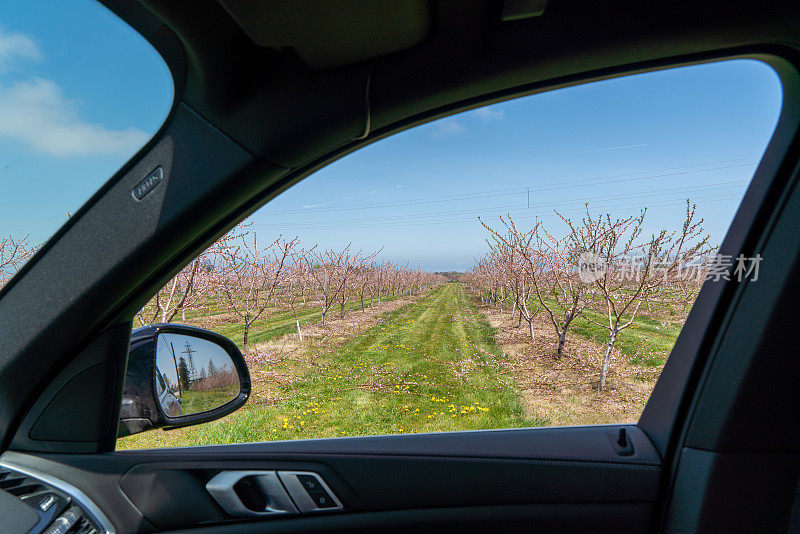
[182,340,198,381]
[170,342,182,398]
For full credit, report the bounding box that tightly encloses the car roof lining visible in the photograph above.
[217,0,432,70]
[131,0,799,171]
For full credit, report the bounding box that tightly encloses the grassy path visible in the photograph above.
[118,283,541,449]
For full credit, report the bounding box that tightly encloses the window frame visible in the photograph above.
[110,51,800,451]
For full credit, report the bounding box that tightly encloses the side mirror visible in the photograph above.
[117,324,250,438]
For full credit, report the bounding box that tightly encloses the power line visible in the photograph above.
[254,192,743,231]
[258,156,758,216]
[254,180,748,228]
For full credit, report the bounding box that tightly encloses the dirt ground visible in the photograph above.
[242,293,425,406]
[480,305,662,426]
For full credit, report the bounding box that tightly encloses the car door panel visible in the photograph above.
[158,505,653,534]
[1,425,660,532]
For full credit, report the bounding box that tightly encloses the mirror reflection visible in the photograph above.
[155,333,240,418]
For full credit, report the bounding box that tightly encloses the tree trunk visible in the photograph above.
[599,330,617,391]
[528,318,535,341]
[320,310,326,326]
[556,312,577,355]
[556,330,566,355]
[517,309,523,328]
[296,319,303,342]
[243,322,250,353]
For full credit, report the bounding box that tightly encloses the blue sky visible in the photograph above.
[0,1,172,239]
[0,1,784,273]
[254,59,782,271]
[157,333,234,386]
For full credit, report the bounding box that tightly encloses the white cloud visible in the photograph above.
[0,29,148,157]
[471,107,505,121]
[0,29,41,70]
[0,78,148,156]
[431,119,466,138]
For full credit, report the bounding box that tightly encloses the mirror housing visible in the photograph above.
[117,324,250,438]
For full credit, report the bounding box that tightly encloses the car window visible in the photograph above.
[0,1,173,286]
[117,59,781,449]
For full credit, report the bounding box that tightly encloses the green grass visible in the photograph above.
[179,387,239,415]
[510,296,681,367]
[568,308,680,367]
[118,284,543,449]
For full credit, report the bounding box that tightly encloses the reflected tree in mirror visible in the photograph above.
[156,333,240,417]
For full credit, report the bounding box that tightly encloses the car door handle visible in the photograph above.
[206,471,297,517]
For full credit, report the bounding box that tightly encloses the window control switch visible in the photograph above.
[277,471,343,512]
[296,474,323,494]
[307,487,337,508]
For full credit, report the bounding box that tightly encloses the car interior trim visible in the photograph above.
[0,457,115,534]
